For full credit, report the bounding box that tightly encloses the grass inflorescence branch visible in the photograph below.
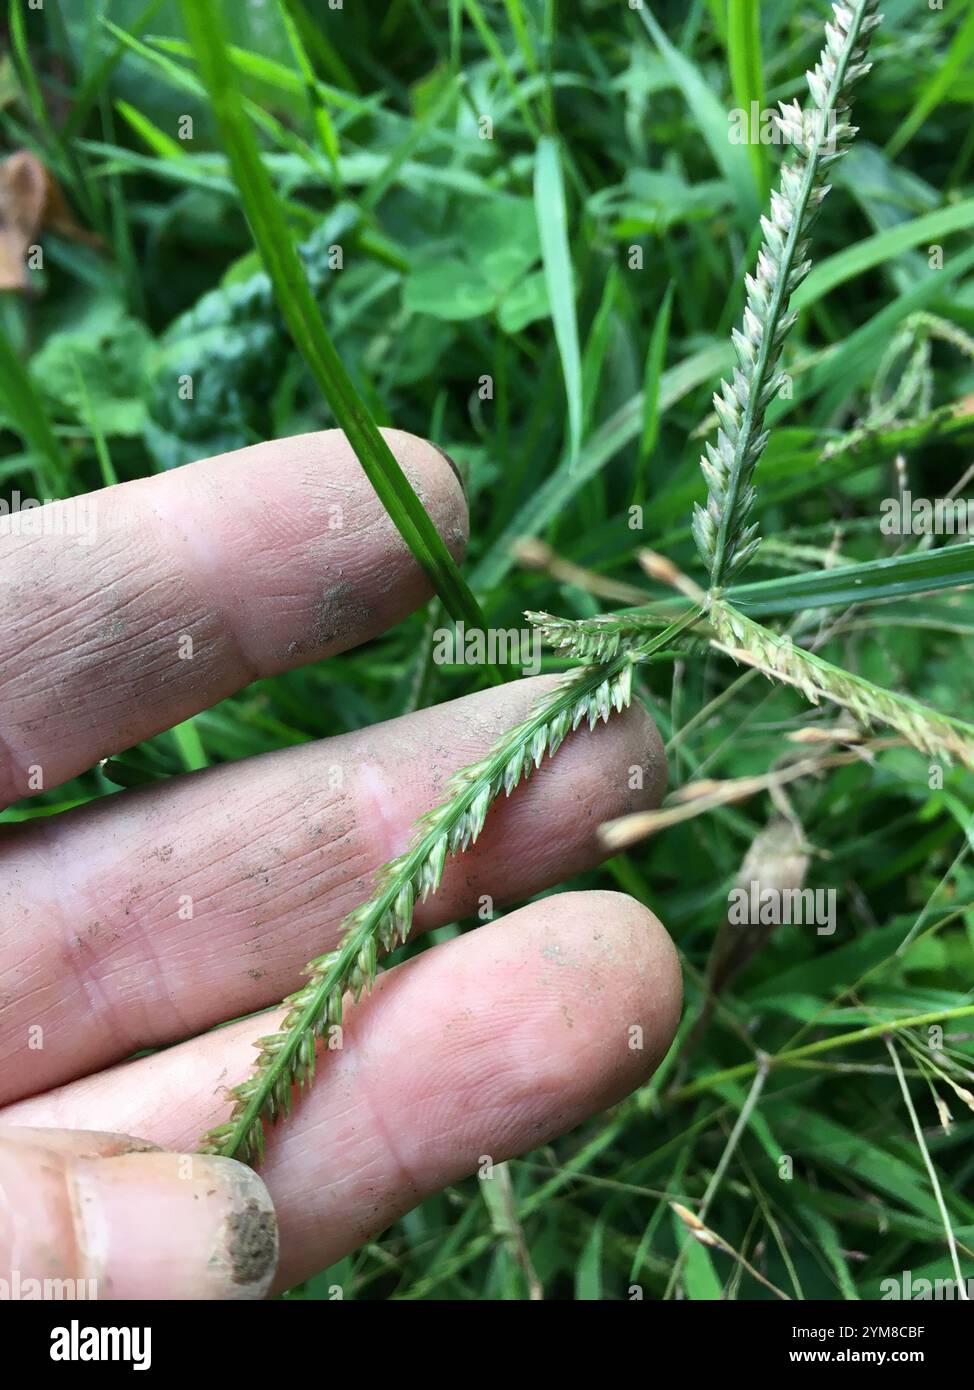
[202,603,709,1163]
[695,0,882,592]
[709,601,974,770]
[532,594,974,772]
[526,606,705,663]
[200,654,641,1164]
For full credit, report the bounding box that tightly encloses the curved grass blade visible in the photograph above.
[886,4,974,160]
[474,342,732,589]
[179,0,485,630]
[279,0,341,187]
[63,0,170,140]
[793,198,974,315]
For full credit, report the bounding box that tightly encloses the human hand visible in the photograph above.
[0,431,681,1298]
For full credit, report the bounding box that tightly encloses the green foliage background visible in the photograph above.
[3,0,974,1299]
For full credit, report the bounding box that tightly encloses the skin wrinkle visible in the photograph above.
[173,835,361,938]
[4,827,176,1061]
[330,942,555,1196]
[129,775,364,920]
[0,725,25,810]
[0,579,218,804]
[10,545,192,685]
[97,893,197,1046]
[33,560,171,643]
[143,836,368,1007]
[259,993,441,1257]
[0,978,77,1074]
[1,1145,87,1283]
[155,756,379,934]
[66,1158,106,1290]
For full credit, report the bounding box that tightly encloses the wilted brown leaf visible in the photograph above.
[0,150,102,291]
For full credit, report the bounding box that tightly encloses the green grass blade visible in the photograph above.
[886,4,974,160]
[462,0,541,140]
[361,72,462,214]
[115,99,186,160]
[280,0,359,94]
[64,0,171,140]
[638,5,759,227]
[633,280,674,504]
[806,242,974,424]
[72,361,118,489]
[581,264,619,436]
[502,0,539,77]
[9,0,54,141]
[473,342,731,590]
[0,324,66,495]
[727,543,974,616]
[279,0,342,187]
[726,0,769,194]
[793,199,974,314]
[100,18,206,98]
[179,0,484,630]
[150,34,374,116]
[171,719,208,772]
[534,136,583,468]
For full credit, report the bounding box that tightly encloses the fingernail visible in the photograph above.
[72,1152,279,1300]
[432,443,467,500]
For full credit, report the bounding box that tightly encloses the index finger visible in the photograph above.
[0,429,467,807]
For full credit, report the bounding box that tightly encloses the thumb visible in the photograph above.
[0,1127,278,1300]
